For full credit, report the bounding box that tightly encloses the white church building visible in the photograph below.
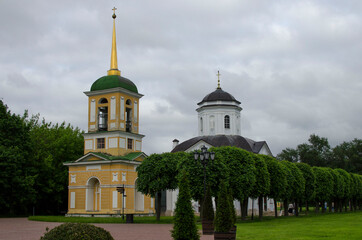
[166,73,275,216]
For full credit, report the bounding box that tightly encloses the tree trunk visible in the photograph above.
[299,201,302,214]
[258,196,263,220]
[306,200,309,213]
[328,201,332,212]
[315,201,319,213]
[284,199,288,217]
[241,198,248,220]
[344,199,348,212]
[322,201,326,213]
[295,201,299,216]
[274,199,278,218]
[156,191,161,221]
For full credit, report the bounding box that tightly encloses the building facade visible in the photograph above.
[167,72,274,216]
[64,10,154,216]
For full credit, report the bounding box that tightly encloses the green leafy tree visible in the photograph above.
[261,155,287,217]
[335,168,352,212]
[201,184,214,221]
[0,100,36,215]
[296,162,316,213]
[29,117,84,214]
[214,180,232,233]
[331,139,362,174]
[136,152,179,220]
[249,155,270,220]
[312,167,333,213]
[280,161,305,216]
[211,146,256,220]
[276,148,299,162]
[171,171,200,240]
[177,148,229,207]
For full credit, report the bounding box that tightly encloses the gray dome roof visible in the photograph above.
[198,88,240,105]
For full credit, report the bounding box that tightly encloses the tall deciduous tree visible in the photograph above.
[0,100,36,215]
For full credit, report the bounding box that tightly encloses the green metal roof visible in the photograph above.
[91,75,138,93]
[90,152,144,161]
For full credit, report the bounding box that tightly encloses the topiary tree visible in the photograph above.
[312,167,333,213]
[212,146,256,220]
[280,161,305,216]
[296,162,316,214]
[214,180,232,233]
[40,223,114,240]
[261,155,287,218]
[335,168,352,212]
[171,170,200,240]
[136,152,179,220]
[249,154,270,220]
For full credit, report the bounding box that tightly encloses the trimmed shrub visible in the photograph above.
[201,184,214,221]
[214,180,232,232]
[40,223,114,240]
[171,170,200,240]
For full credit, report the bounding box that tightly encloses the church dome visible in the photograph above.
[198,88,240,105]
[91,75,138,93]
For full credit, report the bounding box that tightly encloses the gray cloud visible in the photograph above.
[1,0,361,156]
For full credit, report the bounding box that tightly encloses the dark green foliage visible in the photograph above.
[201,184,214,221]
[136,152,179,220]
[250,155,270,199]
[335,169,352,200]
[0,101,35,215]
[281,161,305,202]
[214,180,232,232]
[331,139,362,175]
[177,149,229,201]
[262,155,287,201]
[0,100,84,215]
[228,190,236,225]
[212,146,256,201]
[29,116,84,215]
[296,162,316,203]
[312,167,333,203]
[40,223,114,240]
[171,171,200,240]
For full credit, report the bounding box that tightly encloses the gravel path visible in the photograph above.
[0,218,214,240]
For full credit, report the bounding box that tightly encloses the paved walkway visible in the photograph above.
[0,218,214,240]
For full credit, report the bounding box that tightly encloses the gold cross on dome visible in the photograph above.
[112,7,117,14]
[217,70,221,89]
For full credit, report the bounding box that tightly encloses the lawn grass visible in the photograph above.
[235,211,362,240]
[29,211,362,239]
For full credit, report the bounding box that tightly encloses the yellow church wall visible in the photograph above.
[67,162,154,215]
[87,92,140,134]
[83,136,142,156]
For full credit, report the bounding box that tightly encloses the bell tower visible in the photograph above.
[83,8,144,156]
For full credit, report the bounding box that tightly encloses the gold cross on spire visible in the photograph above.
[217,70,221,89]
[112,7,117,19]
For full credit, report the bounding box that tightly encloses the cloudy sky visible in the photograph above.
[1,0,361,155]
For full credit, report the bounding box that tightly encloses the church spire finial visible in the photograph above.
[217,70,221,89]
[107,7,121,76]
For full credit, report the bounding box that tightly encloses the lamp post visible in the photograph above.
[117,184,127,220]
[194,145,215,216]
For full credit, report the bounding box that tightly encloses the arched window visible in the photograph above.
[224,115,230,129]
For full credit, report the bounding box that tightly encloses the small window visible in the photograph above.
[126,99,132,105]
[127,138,133,149]
[224,115,230,129]
[97,138,105,149]
[200,117,203,132]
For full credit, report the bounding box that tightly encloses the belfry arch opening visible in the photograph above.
[86,177,101,211]
[98,98,108,131]
[126,99,132,132]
